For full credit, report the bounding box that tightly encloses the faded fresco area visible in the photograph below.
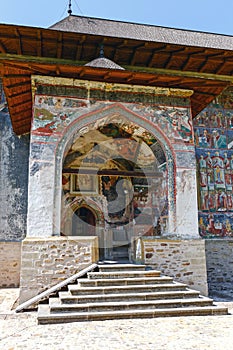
[194,88,233,237]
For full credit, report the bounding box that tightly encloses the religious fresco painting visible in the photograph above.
[28,77,197,260]
[194,88,233,238]
[60,112,169,240]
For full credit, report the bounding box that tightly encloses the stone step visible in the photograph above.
[49,296,214,313]
[36,264,229,324]
[78,276,173,287]
[59,289,201,304]
[68,282,187,295]
[98,264,146,272]
[38,304,228,324]
[88,270,161,280]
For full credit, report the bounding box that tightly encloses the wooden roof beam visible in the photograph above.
[6,89,31,99]
[37,29,42,56]
[0,40,6,53]
[130,43,147,65]
[57,33,63,59]
[198,52,231,73]
[147,76,159,84]
[198,57,210,72]
[79,68,86,77]
[130,50,138,66]
[215,60,229,75]
[104,71,112,79]
[3,61,33,72]
[116,39,129,49]
[160,78,185,87]
[11,117,32,126]
[147,45,168,67]
[29,65,54,75]
[8,98,32,108]
[163,47,188,69]
[126,73,136,82]
[56,65,61,75]
[181,49,207,70]
[162,53,173,69]
[15,28,22,55]
[3,74,30,79]
[4,80,31,89]
[75,35,86,60]
[113,40,129,61]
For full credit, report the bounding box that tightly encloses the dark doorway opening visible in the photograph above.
[72,207,96,236]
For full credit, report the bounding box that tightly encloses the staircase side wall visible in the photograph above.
[205,239,233,299]
[19,236,99,304]
[142,238,208,295]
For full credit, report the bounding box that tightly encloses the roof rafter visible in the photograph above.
[15,28,22,55]
[0,40,7,53]
[147,45,168,67]
[37,29,42,56]
[75,35,86,60]
[57,32,63,59]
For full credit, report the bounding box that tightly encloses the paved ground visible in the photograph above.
[0,288,233,350]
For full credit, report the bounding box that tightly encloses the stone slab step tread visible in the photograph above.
[98,264,146,272]
[68,282,188,295]
[88,271,161,279]
[49,297,214,312]
[78,276,173,287]
[38,304,228,324]
[59,289,201,303]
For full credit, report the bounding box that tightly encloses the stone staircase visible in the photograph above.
[37,264,228,324]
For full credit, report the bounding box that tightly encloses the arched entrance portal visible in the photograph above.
[72,207,96,236]
[61,113,169,261]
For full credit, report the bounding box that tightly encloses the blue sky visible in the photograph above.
[0,0,232,35]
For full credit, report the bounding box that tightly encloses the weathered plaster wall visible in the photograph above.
[205,239,233,299]
[0,242,21,287]
[0,82,30,241]
[142,238,208,295]
[19,236,99,304]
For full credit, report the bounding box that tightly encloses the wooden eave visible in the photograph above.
[0,23,232,135]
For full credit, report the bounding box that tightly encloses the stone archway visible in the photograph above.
[60,111,169,260]
[54,103,177,244]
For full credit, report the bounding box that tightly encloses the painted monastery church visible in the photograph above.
[0,13,233,303]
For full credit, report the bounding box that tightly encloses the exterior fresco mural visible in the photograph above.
[61,118,168,236]
[29,78,195,242]
[194,89,233,237]
[32,97,193,147]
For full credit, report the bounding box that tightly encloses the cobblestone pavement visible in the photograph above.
[1,289,233,350]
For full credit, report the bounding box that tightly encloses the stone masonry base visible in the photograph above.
[0,242,21,287]
[205,239,233,299]
[19,236,99,304]
[142,238,208,296]
[7,237,233,304]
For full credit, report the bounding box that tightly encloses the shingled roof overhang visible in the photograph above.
[0,16,232,135]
